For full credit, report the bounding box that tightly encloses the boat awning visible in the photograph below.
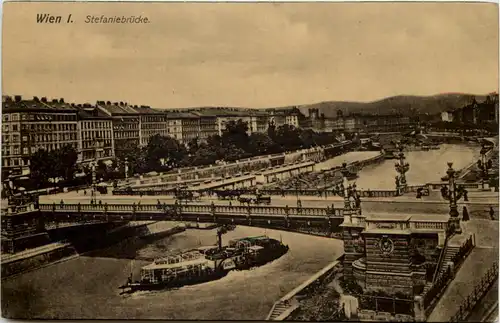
[142,257,209,271]
[248,246,264,251]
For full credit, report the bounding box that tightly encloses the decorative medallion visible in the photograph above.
[375,236,395,255]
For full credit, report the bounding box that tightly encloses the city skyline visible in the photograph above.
[3,2,499,109]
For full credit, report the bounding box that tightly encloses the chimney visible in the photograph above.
[77,104,82,108]
[3,96,12,102]
[120,101,124,106]
[71,103,76,107]
[106,101,111,105]
[14,95,22,102]
[41,97,47,103]
[59,98,64,104]
[114,102,119,106]
[33,96,40,102]
[52,99,58,103]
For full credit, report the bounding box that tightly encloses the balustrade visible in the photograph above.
[38,202,342,218]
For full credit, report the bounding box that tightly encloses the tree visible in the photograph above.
[53,144,78,183]
[247,133,277,156]
[187,137,200,154]
[145,134,187,171]
[29,149,54,188]
[115,141,147,176]
[221,119,249,151]
[189,145,219,166]
[274,124,303,151]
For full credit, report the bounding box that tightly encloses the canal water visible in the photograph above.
[356,144,481,190]
[1,226,343,320]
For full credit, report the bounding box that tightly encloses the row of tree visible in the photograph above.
[23,120,342,188]
[116,121,343,177]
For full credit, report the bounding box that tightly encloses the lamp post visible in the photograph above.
[3,170,15,206]
[294,177,301,209]
[340,163,360,211]
[90,160,97,204]
[441,162,463,234]
[478,144,491,189]
[394,145,410,196]
[124,157,129,179]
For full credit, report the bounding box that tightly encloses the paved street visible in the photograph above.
[427,218,499,322]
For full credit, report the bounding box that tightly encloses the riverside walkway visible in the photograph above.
[427,218,499,322]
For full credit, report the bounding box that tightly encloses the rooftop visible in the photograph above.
[96,101,139,115]
[3,96,77,112]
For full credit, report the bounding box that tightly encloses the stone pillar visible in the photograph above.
[447,162,462,234]
[413,295,426,322]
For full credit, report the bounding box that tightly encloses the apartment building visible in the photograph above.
[135,105,168,146]
[76,104,114,164]
[96,101,140,150]
[176,112,201,145]
[2,95,78,174]
[190,111,218,143]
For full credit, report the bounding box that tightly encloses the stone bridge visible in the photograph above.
[37,202,345,235]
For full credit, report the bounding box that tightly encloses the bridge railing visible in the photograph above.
[111,186,399,199]
[38,203,344,217]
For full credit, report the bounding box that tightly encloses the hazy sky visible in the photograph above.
[2,2,499,109]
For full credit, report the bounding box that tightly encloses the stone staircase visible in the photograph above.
[427,242,460,291]
[422,282,433,295]
[267,300,293,320]
[437,246,460,278]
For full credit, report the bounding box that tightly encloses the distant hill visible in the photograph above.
[294,93,492,118]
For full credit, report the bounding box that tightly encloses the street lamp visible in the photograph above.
[124,157,129,179]
[340,163,360,211]
[394,145,410,196]
[90,160,97,204]
[441,162,466,234]
[294,177,302,209]
[3,170,15,206]
[478,144,492,189]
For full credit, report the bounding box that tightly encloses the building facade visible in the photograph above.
[76,104,114,164]
[135,105,168,146]
[2,96,78,174]
[97,101,140,150]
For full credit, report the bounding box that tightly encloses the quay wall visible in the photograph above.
[266,257,343,320]
[1,221,185,279]
[1,243,78,279]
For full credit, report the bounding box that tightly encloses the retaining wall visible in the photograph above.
[1,221,186,279]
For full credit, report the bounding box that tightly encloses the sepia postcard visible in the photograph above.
[1,1,499,321]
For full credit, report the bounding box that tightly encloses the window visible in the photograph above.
[12,125,18,131]
[23,147,28,154]
[13,147,19,155]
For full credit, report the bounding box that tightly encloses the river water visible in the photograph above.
[2,226,343,320]
[355,144,481,190]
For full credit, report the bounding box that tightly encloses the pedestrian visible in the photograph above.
[490,206,495,220]
[462,206,470,222]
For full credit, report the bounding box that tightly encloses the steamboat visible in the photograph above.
[119,228,289,292]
